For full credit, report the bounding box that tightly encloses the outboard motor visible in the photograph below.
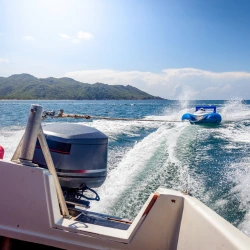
[32,123,108,207]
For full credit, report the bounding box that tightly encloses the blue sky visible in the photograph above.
[1,0,250,100]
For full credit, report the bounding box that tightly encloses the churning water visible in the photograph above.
[1,99,250,237]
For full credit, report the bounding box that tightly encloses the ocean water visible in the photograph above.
[1,99,250,237]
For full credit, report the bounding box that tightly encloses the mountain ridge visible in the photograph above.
[0,74,165,100]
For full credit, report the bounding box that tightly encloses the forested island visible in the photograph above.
[0,74,164,100]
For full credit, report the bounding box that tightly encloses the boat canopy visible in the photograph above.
[195,106,217,113]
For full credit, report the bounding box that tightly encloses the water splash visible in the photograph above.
[221,98,250,122]
[227,158,250,236]
[0,127,24,160]
[175,86,197,110]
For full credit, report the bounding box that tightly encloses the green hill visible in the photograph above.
[0,74,164,100]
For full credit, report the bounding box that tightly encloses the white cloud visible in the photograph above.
[161,68,250,81]
[0,58,9,64]
[77,31,93,40]
[59,31,94,44]
[65,68,250,100]
[59,33,71,39]
[23,36,35,41]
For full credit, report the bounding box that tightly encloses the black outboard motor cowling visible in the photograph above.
[32,123,108,189]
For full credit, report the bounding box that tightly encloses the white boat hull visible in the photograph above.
[0,159,249,249]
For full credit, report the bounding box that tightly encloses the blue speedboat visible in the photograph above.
[182,106,222,124]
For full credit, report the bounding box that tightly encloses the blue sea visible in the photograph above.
[1,99,250,237]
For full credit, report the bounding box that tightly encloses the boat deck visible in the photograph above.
[69,207,131,230]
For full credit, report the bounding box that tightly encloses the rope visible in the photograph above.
[62,114,188,122]
[43,110,189,123]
